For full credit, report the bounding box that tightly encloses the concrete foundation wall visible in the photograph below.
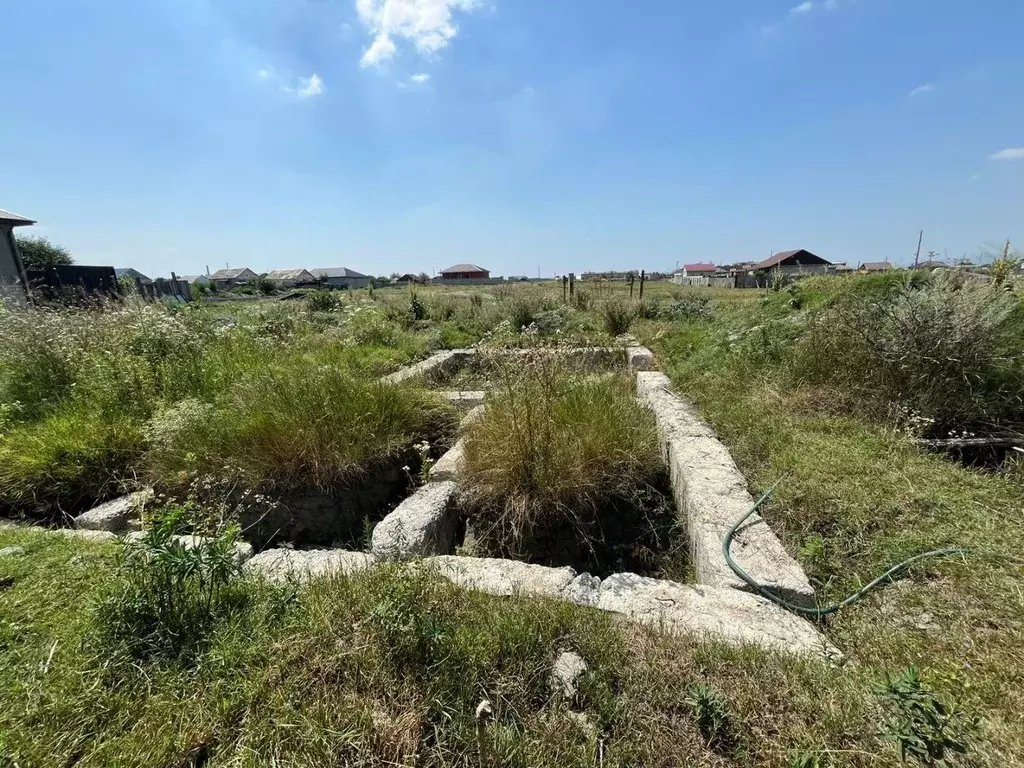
[635,372,815,606]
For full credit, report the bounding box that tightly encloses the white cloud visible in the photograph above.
[297,73,325,98]
[989,148,1024,161]
[257,68,272,80]
[790,1,815,14]
[357,0,482,68]
[410,72,431,83]
[909,83,935,97]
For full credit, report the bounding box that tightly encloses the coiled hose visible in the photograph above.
[722,478,972,617]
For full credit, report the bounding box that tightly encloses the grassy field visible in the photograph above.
[2,273,1023,766]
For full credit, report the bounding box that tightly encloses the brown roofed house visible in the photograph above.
[439,263,490,280]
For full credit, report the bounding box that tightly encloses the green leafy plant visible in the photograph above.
[94,521,247,661]
[686,682,733,751]
[255,277,276,295]
[878,666,978,766]
[408,290,427,323]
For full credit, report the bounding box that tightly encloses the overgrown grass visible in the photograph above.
[0,293,498,518]
[2,527,905,767]
[640,273,1024,761]
[147,365,456,489]
[460,352,678,575]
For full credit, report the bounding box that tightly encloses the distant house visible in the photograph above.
[209,267,258,288]
[751,249,831,275]
[830,263,856,273]
[179,274,212,285]
[679,263,720,277]
[395,273,426,285]
[439,263,490,281]
[310,267,371,289]
[265,268,315,288]
[115,268,153,285]
[859,261,893,273]
[0,208,34,304]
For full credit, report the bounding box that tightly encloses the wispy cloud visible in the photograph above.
[790,2,814,14]
[762,0,849,35]
[989,148,1024,161]
[410,73,431,83]
[297,73,324,98]
[908,83,935,97]
[357,0,482,68]
[257,68,325,99]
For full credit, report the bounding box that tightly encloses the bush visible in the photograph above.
[660,296,712,321]
[798,273,1024,433]
[255,277,277,296]
[507,296,540,331]
[571,289,593,311]
[460,353,662,557]
[601,299,634,336]
[14,235,73,269]
[94,523,248,661]
[307,290,340,312]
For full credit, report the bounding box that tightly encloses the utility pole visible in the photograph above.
[914,230,923,268]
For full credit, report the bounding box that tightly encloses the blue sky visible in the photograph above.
[1,0,1022,278]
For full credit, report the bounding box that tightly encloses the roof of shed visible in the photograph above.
[0,208,36,227]
[440,263,489,274]
[310,266,370,279]
[209,267,256,279]
[860,261,893,271]
[114,268,152,282]
[265,268,314,281]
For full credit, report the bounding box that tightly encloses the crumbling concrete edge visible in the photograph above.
[634,371,816,607]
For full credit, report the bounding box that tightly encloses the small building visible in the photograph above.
[439,263,490,281]
[751,249,831,275]
[115,268,153,285]
[179,274,212,285]
[830,263,856,273]
[395,273,427,285]
[0,208,34,304]
[859,261,893,273]
[310,267,371,289]
[672,263,721,284]
[209,267,258,288]
[264,268,315,288]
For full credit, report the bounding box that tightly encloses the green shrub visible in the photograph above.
[507,296,540,331]
[255,277,277,296]
[660,296,712,321]
[307,290,340,312]
[687,682,734,752]
[634,298,661,320]
[798,273,1024,433]
[94,523,248,661]
[601,299,635,336]
[427,296,457,322]
[461,353,661,556]
[408,290,427,323]
[571,289,593,311]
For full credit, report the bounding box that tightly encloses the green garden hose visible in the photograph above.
[722,478,972,617]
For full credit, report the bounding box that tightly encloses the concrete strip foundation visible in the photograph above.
[441,391,486,410]
[635,372,815,607]
[380,349,475,385]
[246,548,376,583]
[371,481,459,559]
[626,346,655,371]
[430,404,484,482]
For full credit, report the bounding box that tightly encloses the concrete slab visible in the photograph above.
[597,572,837,658]
[636,372,815,607]
[246,548,377,583]
[441,391,486,410]
[424,555,602,605]
[371,481,459,559]
[380,349,476,385]
[74,490,151,533]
